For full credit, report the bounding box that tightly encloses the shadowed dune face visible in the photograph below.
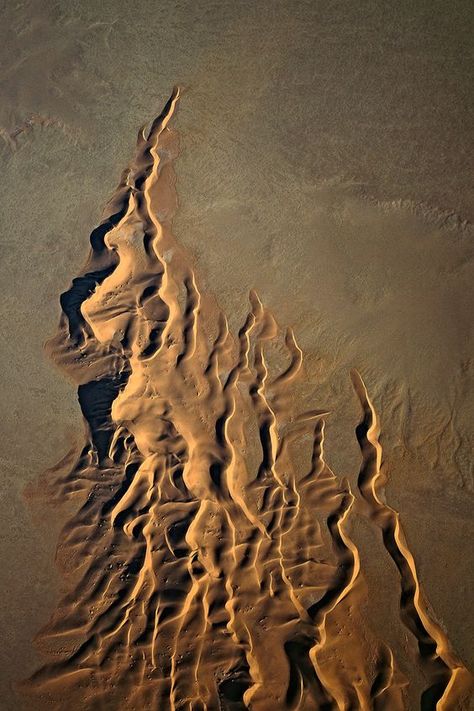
[21,91,472,711]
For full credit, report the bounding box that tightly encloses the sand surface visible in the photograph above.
[0,2,473,709]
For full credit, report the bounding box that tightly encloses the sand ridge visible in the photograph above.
[21,90,472,710]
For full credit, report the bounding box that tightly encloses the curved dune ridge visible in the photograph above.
[21,89,471,710]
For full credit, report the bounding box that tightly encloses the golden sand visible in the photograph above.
[20,91,472,710]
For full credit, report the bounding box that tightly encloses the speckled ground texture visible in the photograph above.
[0,1,473,709]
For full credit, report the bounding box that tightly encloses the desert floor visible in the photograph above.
[0,2,472,709]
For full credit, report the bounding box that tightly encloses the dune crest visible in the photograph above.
[22,89,471,710]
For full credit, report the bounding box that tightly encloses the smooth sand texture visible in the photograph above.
[0,2,473,710]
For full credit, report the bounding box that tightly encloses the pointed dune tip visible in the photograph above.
[248,289,263,314]
[349,367,362,385]
[146,86,181,141]
[350,368,368,402]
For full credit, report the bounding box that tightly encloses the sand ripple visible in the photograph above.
[21,89,471,710]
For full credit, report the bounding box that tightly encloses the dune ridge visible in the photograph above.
[21,89,471,710]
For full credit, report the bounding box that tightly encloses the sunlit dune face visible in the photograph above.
[21,89,472,711]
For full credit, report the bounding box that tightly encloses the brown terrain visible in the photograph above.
[0,2,473,710]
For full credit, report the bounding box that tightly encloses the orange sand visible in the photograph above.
[21,91,472,710]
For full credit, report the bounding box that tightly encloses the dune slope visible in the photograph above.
[21,90,472,711]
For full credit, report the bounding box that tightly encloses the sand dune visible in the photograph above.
[20,91,472,710]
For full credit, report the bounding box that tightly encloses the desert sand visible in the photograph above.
[0,2,473,710]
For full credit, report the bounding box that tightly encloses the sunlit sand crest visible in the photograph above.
[21,89,471,710]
